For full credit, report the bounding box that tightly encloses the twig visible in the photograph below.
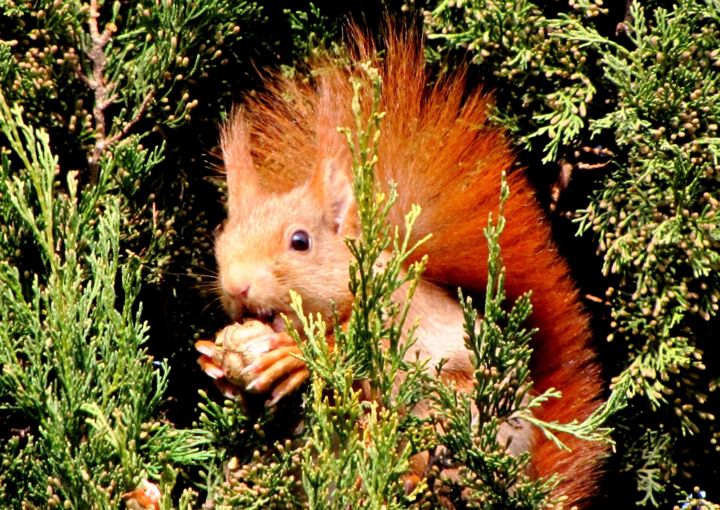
[84,0,153,184]
[550,145,614,212]
[549,160,573,213]
[616,0,635,36]
[105,90,154,148]
[86,0,113,184]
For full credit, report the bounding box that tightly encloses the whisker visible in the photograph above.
[201,295,226,316]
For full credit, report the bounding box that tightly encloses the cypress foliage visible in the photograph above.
[0,1,265,507]
[421,0,720,506]
[1,1,718,508]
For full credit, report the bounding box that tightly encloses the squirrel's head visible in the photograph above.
[215,111,357,331]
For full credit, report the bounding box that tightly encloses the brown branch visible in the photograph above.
[584,294,607,305]
[83,0,153,185]
[616,0,635,36]
[549,160,574,213]
[549,145,615,212]
[577,161,612,171]
[86,0,113,184]
[104,90,155,148]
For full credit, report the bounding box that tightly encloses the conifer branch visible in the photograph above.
[85,0,115,184]
[83,0,154,185]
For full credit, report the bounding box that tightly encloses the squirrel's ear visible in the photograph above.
[312,158,357,235]
[221,108,258,218]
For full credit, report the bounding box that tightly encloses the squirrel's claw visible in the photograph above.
[196,352,225,380]
[268,367,310,406]
[214,378,245,400]
[268,332,297,349]
[194,339,217,357]
[244,345,305,393]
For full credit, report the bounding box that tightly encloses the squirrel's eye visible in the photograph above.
[290,229,311,251]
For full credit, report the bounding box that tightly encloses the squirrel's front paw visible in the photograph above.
[195,320,309,405]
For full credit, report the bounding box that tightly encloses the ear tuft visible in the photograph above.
[221,108,258,217]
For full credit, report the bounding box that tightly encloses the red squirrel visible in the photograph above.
[196,27,606,507]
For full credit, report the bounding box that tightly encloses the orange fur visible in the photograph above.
[218,26,605,507]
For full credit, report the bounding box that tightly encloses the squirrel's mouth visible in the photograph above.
[236,309,286,333]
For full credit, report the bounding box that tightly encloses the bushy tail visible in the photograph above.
[372,29,606,506]
[236,25,605,507]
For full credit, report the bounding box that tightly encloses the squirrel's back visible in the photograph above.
[226,26,605,507]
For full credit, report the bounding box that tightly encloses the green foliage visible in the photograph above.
[433,175,611,508]
[0,0,261,133]
[421,0,720,506]
[0,0,265,283]
[422,0,602,164]
[292,65,432,509]
[0,91,210,507]
[675,487,720,510]
[284,2,341,65]
[2,0,718,508]
[431,177,557,509]
[628,429,674,507]
[0,0,267,507]
[565,1,720,500]
[571,0,719,410]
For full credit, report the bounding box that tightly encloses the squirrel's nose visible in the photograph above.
[236,284,250,299]
[222,264,252,300]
